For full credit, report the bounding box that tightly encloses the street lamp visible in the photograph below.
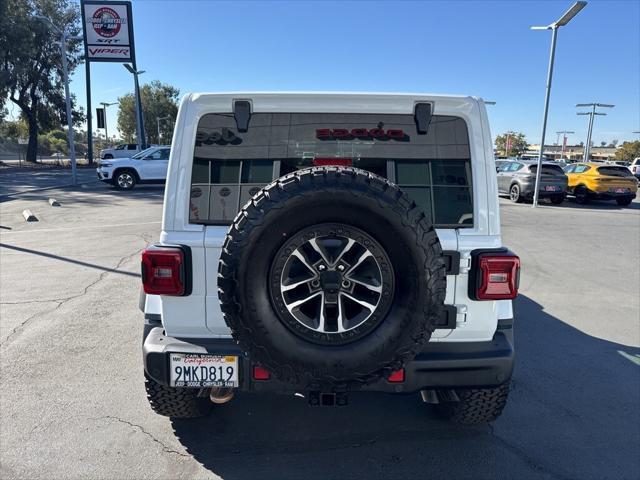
[35,15,82,185]
[99,101,117,148]
[576,103,614,160]
[530,1,587,208]
[556,130,575,159]
[123,64,146,149]
[156,116,170,144]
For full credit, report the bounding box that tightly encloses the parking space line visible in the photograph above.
[618,350,640,366]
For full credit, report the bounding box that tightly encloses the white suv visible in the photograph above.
[140,93,520,424]
[97,146,170,190]
[629,157,640,180]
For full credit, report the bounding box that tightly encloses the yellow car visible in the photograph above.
[564,162,638,206]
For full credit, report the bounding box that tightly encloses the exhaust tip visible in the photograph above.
[209,387,234,404]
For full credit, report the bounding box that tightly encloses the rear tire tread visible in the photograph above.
[144,374,211,418]
[435,383,510,425]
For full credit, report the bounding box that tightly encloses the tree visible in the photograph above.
[614,141,640,161]
[1,0,84,162]
[0,119,28,141]
[116,81,180,146]
[609,139,619,148]
[600,141,607,147]
[495,131,529,157]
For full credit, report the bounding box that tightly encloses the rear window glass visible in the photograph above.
[529,164,565,175]
[190,112,473,227]
[597,166,634,177]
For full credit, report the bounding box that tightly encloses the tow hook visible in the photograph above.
[308,391,349,407]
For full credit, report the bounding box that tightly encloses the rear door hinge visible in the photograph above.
[443,251,461,275]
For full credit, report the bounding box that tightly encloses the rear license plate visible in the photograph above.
[614,188,627,194]
[544,186,557,192]
[169,354,239,388]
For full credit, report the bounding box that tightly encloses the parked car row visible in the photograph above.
[95,143,638,207]
[496,159,638,206]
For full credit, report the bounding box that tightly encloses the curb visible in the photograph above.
[22,209,38,222]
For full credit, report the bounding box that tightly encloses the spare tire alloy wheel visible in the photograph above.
[218,167,447,389]
[270,224,394,345]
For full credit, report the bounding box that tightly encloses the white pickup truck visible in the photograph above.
[99,143,140,159]
[140,92,520,424]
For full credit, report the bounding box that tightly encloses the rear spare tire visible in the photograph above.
[218,167,447,389]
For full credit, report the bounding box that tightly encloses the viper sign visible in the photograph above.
[81,1,136,62]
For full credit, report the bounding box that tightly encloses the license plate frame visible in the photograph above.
[614,187,626,194]
[169,353,239,388]
[544,185,558,192]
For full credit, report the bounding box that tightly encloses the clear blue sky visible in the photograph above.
[31,0,640,145]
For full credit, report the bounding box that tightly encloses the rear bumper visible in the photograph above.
[587,189,636,201]
[143,320,514,393]
[519,181,566,198]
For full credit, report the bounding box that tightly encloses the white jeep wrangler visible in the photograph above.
[140,92,520,424]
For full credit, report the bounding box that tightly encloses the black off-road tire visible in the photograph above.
[616,197,633,206]
[435,383,511,425]
[144,374,212,418]
[218,166,447,389]
[550,195,565,205]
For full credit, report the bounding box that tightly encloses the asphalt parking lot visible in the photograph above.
[1,176,639,480]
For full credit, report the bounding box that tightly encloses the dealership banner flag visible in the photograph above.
[81,1,136,62]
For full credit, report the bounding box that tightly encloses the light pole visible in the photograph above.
[577,103,614,160]
[99,101,117,148]
[156,116,170,144]
[556,130,575,159]
[35,15,82,185]
[531,1,587,208]
[123,64,146,149]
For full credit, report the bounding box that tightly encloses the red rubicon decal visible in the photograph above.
[316,128,406,140]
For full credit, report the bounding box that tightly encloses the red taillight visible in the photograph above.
[312,157,353,167]
[476,254,520,300]
[141,247,185,295]
[388,369,405,383]
[252,365,271,380]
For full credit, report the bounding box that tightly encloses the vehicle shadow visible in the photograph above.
[556,197,640,211]
[170,295,640,480]
[0,182,165,205]
[500,196,640,211]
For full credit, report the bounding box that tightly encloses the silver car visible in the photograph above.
[497,160,568,204]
